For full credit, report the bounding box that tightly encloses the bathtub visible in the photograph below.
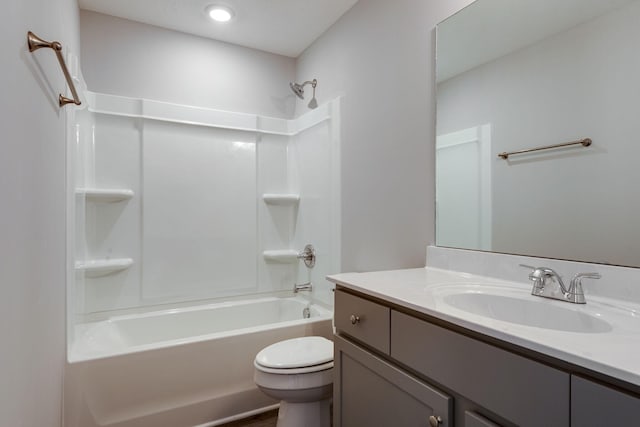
[64,296,333,427]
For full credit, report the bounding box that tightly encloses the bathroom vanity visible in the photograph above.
[329,267,640,427]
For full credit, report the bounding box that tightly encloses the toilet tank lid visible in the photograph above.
[255,336,333,369]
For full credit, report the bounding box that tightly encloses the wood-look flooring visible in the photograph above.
[218,410,278,427]
[218,406,333,427]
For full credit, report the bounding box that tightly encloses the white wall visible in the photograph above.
[0,0,79,426]
[80,11,297,119]
[290,100,342,306]
[437,1,640,266]
[295,0,475,272]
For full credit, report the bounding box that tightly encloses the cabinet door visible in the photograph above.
[334,335,452,427]
[465,411,501,427]
[571,375,640,427]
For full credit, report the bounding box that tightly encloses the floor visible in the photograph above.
[219,406,333,427]
[218,410,278,427]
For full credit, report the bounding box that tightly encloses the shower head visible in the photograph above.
[289,79,318,108]
[290,82,305,99]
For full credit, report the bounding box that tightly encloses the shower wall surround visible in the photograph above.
[70,92,340,323]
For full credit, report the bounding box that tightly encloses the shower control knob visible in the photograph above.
[350,315,360,325]
[429,415,442,427]
[297,244,316,268]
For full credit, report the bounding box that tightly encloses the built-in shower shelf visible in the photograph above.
[262,194,300,206]
[77,188,134,203]
[263,250,299,263]
[75,258,133,277]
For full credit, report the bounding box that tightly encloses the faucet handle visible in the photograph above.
[568,272,601,304]
[520,265,568,295]
[520,265,560,279]
[572,272,601,280]
[520,264,551,280]
[520,264,546,294]
[519,264,540,280]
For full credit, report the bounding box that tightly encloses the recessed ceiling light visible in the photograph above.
[207,5,235,23]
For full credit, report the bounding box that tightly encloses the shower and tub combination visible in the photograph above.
[65,81,341,426]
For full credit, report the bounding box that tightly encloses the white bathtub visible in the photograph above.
[64,296,333,427]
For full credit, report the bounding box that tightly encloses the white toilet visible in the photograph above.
[254,336,333,427]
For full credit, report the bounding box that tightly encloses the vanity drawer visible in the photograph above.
[390,310,569,427]
[335,289,390,354]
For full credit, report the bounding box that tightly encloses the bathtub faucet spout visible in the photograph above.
[294,282,313,293]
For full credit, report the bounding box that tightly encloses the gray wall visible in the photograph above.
[80,11,297,119]
[0,0,80,425]
[295,0,474,272]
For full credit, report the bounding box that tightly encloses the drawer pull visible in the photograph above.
[429,415,442,427]
[350,314,361,325]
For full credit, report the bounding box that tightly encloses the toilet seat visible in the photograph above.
[254,359,334,375]
[254,336,333,375]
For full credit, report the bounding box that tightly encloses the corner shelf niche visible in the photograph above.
[262,193,300,266]
[76,188,134,203]
[76,187,135,279]
[75,258,133,277]
[262,193,300,206]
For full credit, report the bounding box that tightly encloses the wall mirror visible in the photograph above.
[435,0,640,267]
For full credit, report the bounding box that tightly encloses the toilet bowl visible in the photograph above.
[254,336,333,427]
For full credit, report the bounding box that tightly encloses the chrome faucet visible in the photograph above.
[294,281,313,293]
[521,264,600,304]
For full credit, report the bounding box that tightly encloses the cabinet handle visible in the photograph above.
[350,314,360,325]
[429,415,442,427]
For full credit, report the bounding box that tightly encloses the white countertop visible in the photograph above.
[328,267,640,388]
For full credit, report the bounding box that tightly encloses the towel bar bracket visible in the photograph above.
[27,31,81,107]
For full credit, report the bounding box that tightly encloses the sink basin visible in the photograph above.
[441,288,612,333]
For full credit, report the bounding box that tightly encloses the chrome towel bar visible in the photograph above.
[498,138,591,160]
[27,31,81,107]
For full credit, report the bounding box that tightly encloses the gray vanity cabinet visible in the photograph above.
[335,335,452,427]
[334,288,568,426]
[391,311,569,427]
[334,289,452,426]
[335,287,640,427]
[571,376,640,426]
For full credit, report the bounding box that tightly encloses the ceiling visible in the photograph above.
[78,0,359,58]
